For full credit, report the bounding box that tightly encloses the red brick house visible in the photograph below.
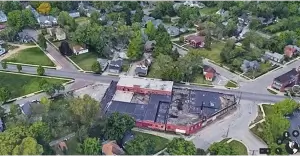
[271,68,298,92]
[203,65,216,81]
[284,45,300,58]
[185,35,205,48]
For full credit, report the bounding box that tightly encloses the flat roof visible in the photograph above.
[112,91,134,102]
[117,76,173,92]
[73,83,109,102]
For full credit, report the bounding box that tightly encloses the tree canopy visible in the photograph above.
[78,138,101,155]
[125,135,155,155]
[167,138,196,155]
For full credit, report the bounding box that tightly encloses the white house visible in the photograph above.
[69,11,80,18]
[0,11,7,23]
[73,45,89,55]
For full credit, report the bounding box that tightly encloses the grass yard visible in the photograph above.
[225,80,238,88]
[185,41,225,63]
[3,47,55,66]
[0,71,68,99]
[199,7,219,15]
[244,62,277,79]
[69,52,99,71]
[192,74,213,85]
[133,131,169,153]
[227,140,248,155]
[75,17,90,25]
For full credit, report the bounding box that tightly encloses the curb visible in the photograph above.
[5,62,56,69]
[226,138,250,155]
[65,56,85,71]
[32,40,61,68]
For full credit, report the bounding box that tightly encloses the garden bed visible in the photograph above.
[3,47,55,66]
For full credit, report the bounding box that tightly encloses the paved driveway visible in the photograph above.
[23,29,78,72]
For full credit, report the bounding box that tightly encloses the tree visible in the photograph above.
[104,112,135,141]
[148,54,174,79]
[154,25,173,57]
[0,1,22,14]
[93,1,114,11]
[40,82,64,97]
[0,87,11,104]
[196,148,206,155]
[37,2,51,15]
[12,137,44,155]
[209,141,233,155]
[127,30,143,60]
[171,48,180,61]
[49,7,60,17]
[167,138,196,155]
[90,11,100,25]
[69,95,100,126]
[22,9,37,28]
[40,96,51,112]
[58,11,73,27]
[205,29,212,50]
[37,34,47,50]
[125,135,155,155]
[91,61,102,74]
[29,121,51,144]
[78,138,101,155]
[37,65,45,76]
[144,21,156,41]
[7,10,23,31]
[133,8,143,23]
[1,61,7,70]
[179,36,184,43]
[9,103,21,118]
[17,64,22,72]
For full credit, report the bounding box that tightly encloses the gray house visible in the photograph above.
[69,11,80,18]
[0,46,6,56]
[37,15,57,28]
[20,102,32,116]
[0,10,7,23]
[240,60,260,73]
[264,51,284,63]
[97,58,109,72]
[108,59,123,73]
[166,26,180,37]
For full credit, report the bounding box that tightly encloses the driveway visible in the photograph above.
[23,29,78,72]
[191,100,267,155]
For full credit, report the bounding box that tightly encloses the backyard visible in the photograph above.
[3,47,55,66]
[69,52,99,71]
[132,131,169,154]
[75,17,90,25]
[184,40,225,63]
[0,71,69,99]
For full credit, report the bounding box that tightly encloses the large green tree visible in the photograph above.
[37,34,47,50]
[78,138,101,155]
[127,30,143,60]
[144,21,156,41]
[125,135,155,155]
[91,61,102,74]
[12,137,44,155]
[153,25,173,57]
[69,94,100,126]
[167,138,196,155]
[0,1,22,14]
[104,112,135,141]
[0,87,11,104]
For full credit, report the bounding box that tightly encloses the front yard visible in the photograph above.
[3,47,55,66]
[184,41,225,63]
[225,80,238,88]
[244,62,279,79]
[69,52,99,71]
[75,17,90,25]
[132,131,169,154]
[0,71,68,99]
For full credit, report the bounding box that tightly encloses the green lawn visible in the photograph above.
[69,52,99,71]
[244,62,277,79]
[75,17,90,25]
[185,41,225,63]
[227,140,248,155]
[3,47,55,66]
[0,71,68,99]
[199,7,219,15]
[192,74,213,85]
[133,131,169,153]
[225,80,238,88]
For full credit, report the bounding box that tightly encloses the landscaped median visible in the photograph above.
[208,138,248,155]
[0,70,73,102]
[225,80,239,89]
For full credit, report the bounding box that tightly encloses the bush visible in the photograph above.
[162,16,171,23]
[41,29,47,35]
[37,65,45,76]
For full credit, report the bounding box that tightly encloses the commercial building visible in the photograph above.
[272,68,299,92]
[101,76,236,135]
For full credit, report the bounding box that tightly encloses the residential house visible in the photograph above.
[173,3,183,11]
[102,140,125,155]
[284,45,300,58]
[271,68,299,92]
[185,35,205,48]
[216,9,229,17]
[17,31,32,43]
[0,10,7,23]
[108,59,123,74]
[73,45,89,55]
[26,5,39,18]
[0,119,4,132]
[203,65,216,81]
[20,102,32,116]
[179,28,187,34]
[264,51,284,63]
[240,60,260,73]
[135,59,152,77]
[97,58,109,72]
[47,27,66,41]
[69,11,80,18]
[37,15,58,28]
[0,47,6,56]
[258,16,277,26]
[144,40,156,52]
[166,26,180,37]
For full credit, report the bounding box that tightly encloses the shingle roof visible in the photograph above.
[21,102,32,115]
[274,68,298,83]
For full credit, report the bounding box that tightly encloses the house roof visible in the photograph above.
[135,66,148,76]
[109,59,123,67]
[205,72,214,79]
[144,40,156,50]
[0,10,7,20]
[102,140,124,155]
[265,51,284,59]
[203,65,216,73]
[274,68,298,83]
[20,102,32,115]
[73,45,85,52]
[185,35,205,43]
